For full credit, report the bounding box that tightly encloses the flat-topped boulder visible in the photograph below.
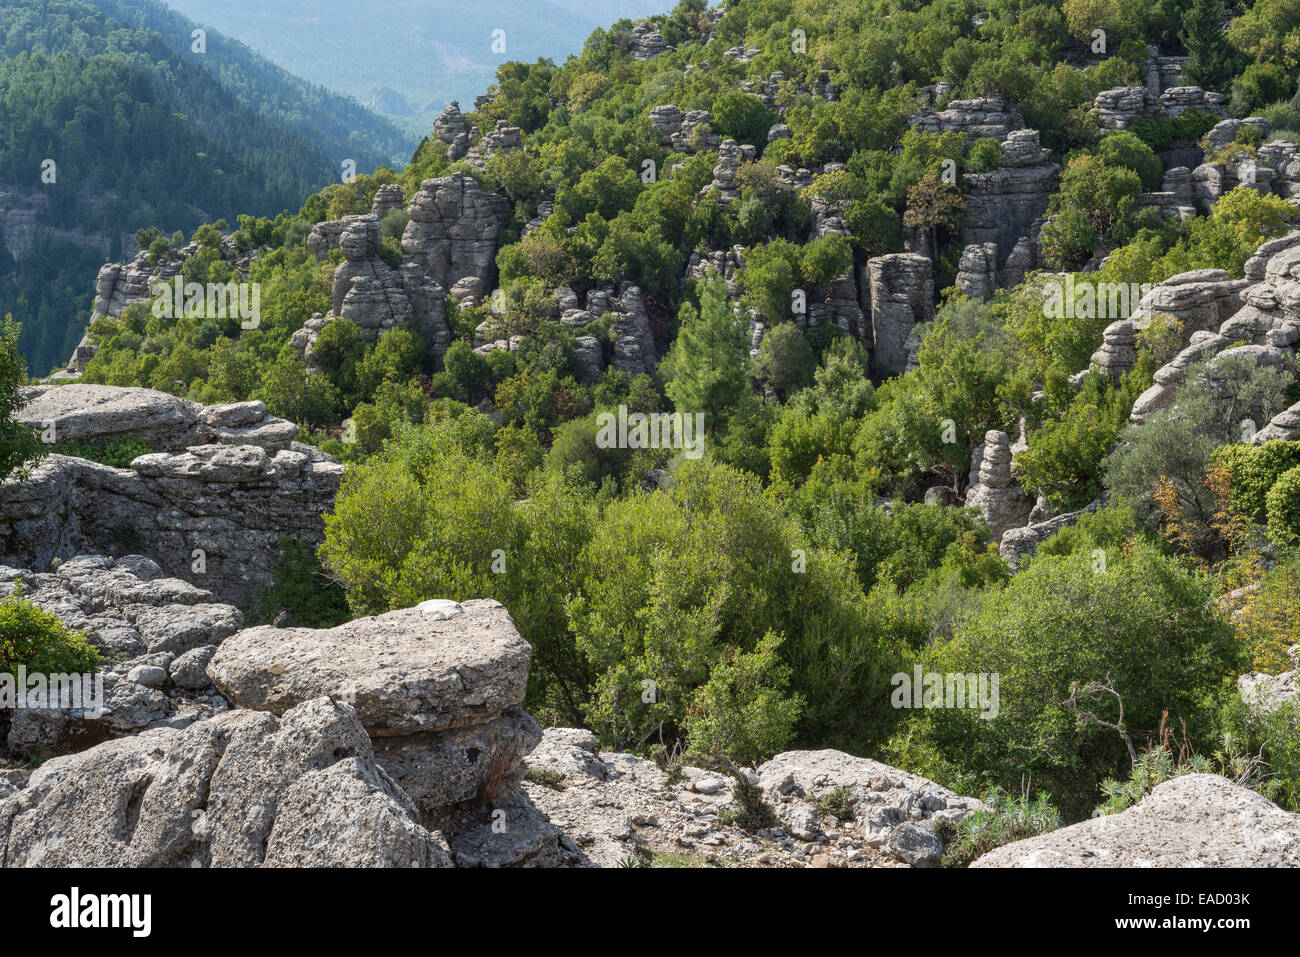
[17,385,302,453]
[208,599,531,736]
[972,774,1300,867]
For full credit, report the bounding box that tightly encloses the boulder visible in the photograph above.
[972,775,1300,867]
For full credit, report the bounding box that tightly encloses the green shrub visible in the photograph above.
[0,592,101,676]
[1095,743,1213,815]
[718,772,777,832]
[814,787,854,823]
[890,541,1241,819]
[51,435,153,469]
[253,536,351,628]
[1212,440,1300,522]
[965,137,1001,173]
[935,788,1062,867]
[1266,465,1300,546]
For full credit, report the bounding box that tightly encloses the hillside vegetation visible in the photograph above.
[38,0,1300,821]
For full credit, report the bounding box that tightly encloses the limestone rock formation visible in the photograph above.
[1129,232,1300,425]
[608,285,658,375]
[962,130,1058,270]
[1237,647,1298,711]
[972,774,1300,867]
[702,139,756,206]
[955,242,998,300]
[1087,320,1138,384]
[1093,85,1225,131]
[629,22,671,60]
[1,385,341,606]
[1,554,241,755]
[402,173,511,292]
[999,500,1102,571]
[492,731,984,868]
[867,253,935,375]
[0,697,452,867]
[909,95,1024,141]
[965,430,1034,543]
[209,599,538,821]
[303,213,453,363]
[649,105,717,153]
[432,100,471,161]
[465,120,523,169]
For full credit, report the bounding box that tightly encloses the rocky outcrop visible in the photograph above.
[608,285,658,375]
[628,22,671,61]
[1,555,241,756]
[1,385,341,606]
[1237,645,1298,710]
[867,253,935,375]
[649,105,717,153]
[965,430,1034,543]
[963,129,1058,271]
[1129,232,1300,424]
[0,696,453,867]
[303,212,453,363]
[955,242,998,300]
[1093,85,1225,132]
[402,174,511,293]
[972,774,1300,867]
[503,731,983,868]
[998,500,1102,571]
[432,100,471,161]
[909,95,1023,141]
[465,120,523,169]
[1086,319,1138,384]
[702,140,756,206]
[209,599,539,822]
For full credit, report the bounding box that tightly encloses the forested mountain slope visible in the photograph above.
[0,0,408,375]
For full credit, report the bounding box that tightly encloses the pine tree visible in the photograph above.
[665,277,751,423]
[1180,0,1233,91]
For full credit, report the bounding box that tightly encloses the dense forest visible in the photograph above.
[46,0,1300,824]
[0,0,410,375]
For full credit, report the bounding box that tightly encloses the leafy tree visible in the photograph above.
[902,170,967,257]
[0,317,43,483]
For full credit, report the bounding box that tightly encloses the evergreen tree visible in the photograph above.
[1181,0,1234,90]
[665,278,751,423]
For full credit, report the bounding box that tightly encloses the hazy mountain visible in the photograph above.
[161,0,681,133]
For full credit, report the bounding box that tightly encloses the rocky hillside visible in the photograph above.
[7,0,1300,868]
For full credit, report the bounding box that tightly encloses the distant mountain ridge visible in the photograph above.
[160,0,680,133]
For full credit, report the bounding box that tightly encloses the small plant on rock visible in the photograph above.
[815,787,854,823]
[936,787,1062,868]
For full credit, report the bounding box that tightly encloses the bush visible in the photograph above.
[966,137,1002,173]
[892,541,1241,819]
[935,788,1062,867]
[1266,465,1300,546]
[253,536,351,629]
[0,592,101,676]
[682,633,803,765]
[51,435,153,469]
[1094,131,1164,191]
[1212,440,1300,523]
